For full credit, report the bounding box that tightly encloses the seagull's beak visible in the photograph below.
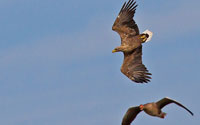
[112,49,117,53]
[139,105,144,110]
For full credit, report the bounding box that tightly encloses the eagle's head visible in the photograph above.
[112,47,121,53]
[112,46,128,53]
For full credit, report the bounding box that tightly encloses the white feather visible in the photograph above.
[143,29,153,42]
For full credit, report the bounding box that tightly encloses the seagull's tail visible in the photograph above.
[143,29,153,42]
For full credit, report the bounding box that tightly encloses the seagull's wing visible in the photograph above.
[156,97,193,116]
[122,106,141,125]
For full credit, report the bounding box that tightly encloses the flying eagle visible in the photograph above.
[112,0,153,83]
[122,97,193,125]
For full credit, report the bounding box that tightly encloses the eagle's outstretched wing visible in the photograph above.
[121,46,151,83]
[156,97,194,116]
[122,106,141,125]
[112,0,139,37]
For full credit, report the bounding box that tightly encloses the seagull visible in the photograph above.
[122,97,193,125]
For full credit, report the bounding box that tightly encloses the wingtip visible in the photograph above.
[165,96,171,99]
[164,97,176,101]
[164,97,194,116]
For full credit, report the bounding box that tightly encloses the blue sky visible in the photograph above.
[0,0,199,124]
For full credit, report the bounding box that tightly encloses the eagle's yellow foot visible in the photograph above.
[141,35,145,39]
[140,34,147,42]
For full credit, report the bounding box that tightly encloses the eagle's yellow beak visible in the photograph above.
[112,49,117,53]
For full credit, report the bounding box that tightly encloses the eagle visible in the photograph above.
[112,0,153,83]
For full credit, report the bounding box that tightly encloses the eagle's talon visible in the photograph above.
[140,35,146,39]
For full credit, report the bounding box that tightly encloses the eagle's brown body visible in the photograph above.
[112,0,152,83]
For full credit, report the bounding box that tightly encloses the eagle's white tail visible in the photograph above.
[143,29,153,42]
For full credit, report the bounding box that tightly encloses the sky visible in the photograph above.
[0,0,200,125]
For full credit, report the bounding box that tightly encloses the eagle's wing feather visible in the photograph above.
[112,0,139,37]
[122,106,141,125]
[156,97,194,116]
[121,46,151,83]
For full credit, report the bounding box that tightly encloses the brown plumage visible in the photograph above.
[112,0,152,83]
[122,97,193,125]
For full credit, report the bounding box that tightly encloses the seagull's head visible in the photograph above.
[139,104,144,110]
